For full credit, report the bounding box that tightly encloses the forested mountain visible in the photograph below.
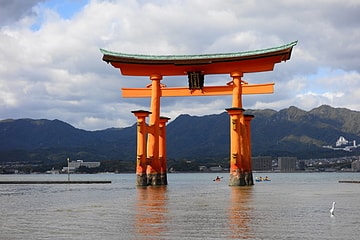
[1,105,359,164]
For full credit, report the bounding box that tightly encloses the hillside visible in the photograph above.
[247,105,360,158]
[0,119,136,162]
[1,105,360,164]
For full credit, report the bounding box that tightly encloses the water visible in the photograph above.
[1,172,359,239]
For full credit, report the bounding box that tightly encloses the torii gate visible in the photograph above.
[101,41,297,186]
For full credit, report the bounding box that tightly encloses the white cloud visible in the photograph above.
[0,0,359,130]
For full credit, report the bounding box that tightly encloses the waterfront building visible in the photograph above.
[62,160,100,172]
[351,159,360,172]
[297,160,306,171]
[252,156,272,171]
[199,166,208,172]
[209,166,223,172]
[278,157,297,172]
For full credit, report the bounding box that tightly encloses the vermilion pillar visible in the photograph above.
[228,72,254,186]
[244,114,255,185]
[147,74,162,185]
[226,107,244,186]
[132,110,151,186]
[231,72,243,108]
[159,116,170,185]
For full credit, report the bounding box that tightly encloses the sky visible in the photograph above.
[0,0,359,131]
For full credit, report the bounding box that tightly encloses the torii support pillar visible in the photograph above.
[159,116,170,185]
[132,110,151,186]
[244,114,255,185]
[132,111,170,186]
[226,108,244,186]
[226,108,255,186]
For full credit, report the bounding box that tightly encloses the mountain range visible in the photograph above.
[1,105,360,164]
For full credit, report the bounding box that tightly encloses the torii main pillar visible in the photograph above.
[225,72,255,186]
[101,41,297,187]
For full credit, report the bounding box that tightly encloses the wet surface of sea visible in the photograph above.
[1,172,359,239]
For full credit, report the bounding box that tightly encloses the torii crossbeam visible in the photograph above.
[101,41,297,186]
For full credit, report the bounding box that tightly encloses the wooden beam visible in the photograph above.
[122,83,274,98]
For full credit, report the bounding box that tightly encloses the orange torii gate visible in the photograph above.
[101,41,297,186]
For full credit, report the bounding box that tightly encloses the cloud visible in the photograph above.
[0,0,359,130]
[0,0,43,26]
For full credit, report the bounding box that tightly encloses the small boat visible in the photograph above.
[213,176,223,182]
[255,176,271,182]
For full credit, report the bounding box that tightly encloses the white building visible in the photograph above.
[209,166,223,172]
[336,136,348,147]
[62,160,100,172]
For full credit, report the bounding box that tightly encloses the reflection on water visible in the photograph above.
[1,173,359,239]
[135,186,168,238]
[228,187,254,239]
[134,179,256,239]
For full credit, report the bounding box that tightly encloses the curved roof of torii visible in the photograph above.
[101,41,297,76]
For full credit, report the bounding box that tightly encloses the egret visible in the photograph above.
[330,202,336,216]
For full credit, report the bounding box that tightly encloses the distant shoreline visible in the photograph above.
[0,180,111,184]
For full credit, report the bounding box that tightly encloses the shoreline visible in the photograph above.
[0,180,111,184]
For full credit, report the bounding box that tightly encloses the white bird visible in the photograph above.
[330,201,336,216]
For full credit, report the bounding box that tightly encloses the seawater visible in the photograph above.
[0,172,359,239]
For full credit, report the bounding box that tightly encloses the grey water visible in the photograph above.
[0,172,359,239]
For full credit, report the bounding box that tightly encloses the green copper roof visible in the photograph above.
[100,41,297,61]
